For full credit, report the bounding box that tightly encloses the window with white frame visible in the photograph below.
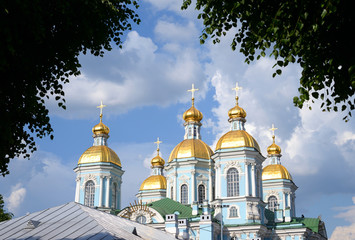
[227,168,239,197]
[84,180,95,207]
[181,184,188,204]
[256,169,260,197]
[229,206,238,217]
[198,184,205,203]
[268,196,278,212]
[111,182,117,209]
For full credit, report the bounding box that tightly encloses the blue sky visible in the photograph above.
[1,1,355,239]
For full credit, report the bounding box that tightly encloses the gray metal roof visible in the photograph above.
[0,202,175,240]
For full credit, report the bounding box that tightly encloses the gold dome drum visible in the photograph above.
[215,130,260,152]
[262,164,292,181]
[78,145,121,167]
[92,122,110,135]
[151,155,165,167]
[168,139,213,162]
[267,142,281,155]
[228,105,247,119]
[183,106,203,122]
[139,175,167,191]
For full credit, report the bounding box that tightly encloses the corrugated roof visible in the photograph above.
[148,198,196,219]
[0,202,176,240]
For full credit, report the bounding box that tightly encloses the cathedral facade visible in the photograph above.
[74,85,327,240]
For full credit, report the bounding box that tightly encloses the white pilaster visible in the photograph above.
[106,177,111,207]
[245,164,249,196]
[209,170,213,201]
[191,170,196,202]
[75,177,80,202]
[251,164,255,197]
[283,192,286,210]
[174,171,177,201]
[99,176,104,207]
[288,193,291,208]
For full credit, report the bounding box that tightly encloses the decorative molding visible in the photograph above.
[223,161,242,174]
[196,174,208,181]
[84,174,98,185]
[265,190,281,202]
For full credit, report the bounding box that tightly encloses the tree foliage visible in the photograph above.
[0,0,140,176]
[182,0,355,120]
[0,194,13,222]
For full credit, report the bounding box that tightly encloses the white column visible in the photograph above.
[245,164,249,196]
[106,177,111,207]
[191,170,195,203]
[99,176,104,207]
[283,192,286,210]
[288,193,291,208]
[251,164,255,197]
[75,177,80,202]
[209,170,213,201]
[174,171,177,201]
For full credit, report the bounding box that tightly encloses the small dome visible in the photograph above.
[151,154,165,167]
[139,175,167,191]
[78,145,121,167]
[228,105,246,119]
[183,105,203,122]
[92,122,110,135]
[169,139,213,162]
[262,164,292,181]
[216,130,260,152]
[267,142,281,155]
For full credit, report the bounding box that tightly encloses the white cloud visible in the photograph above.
[48,30,206,119]
[5,183,26,214]
[331,197,355,240]
[155,20,198,43]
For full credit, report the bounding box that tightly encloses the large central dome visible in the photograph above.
[215,130,260,152]
[78,145,121,167]
[168,139,213,162]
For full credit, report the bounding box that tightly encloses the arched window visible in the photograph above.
[181,184,188,204]
[229,206,238,217]
[171,186,174,199]
[227,168,239,197]
[136,215,146,224]
[198,185,205,203]
[188,127,192,137]
[84,180,95,207]
[268,196,278,212]
[111,182,117,209]
[193,126,197,137]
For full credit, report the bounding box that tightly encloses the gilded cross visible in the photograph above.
[269,124,278,137]
[154,137,162,150]
[232,82,243,98]
[97,100,107,116]
[187,84,199,99]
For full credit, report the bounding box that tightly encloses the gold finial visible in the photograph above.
[97,100,107,122]
[269,124,278,143]
[154,137,162,155]
[187,84,199,106]
[232,82,243,105]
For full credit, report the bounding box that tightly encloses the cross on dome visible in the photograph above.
[187,84,199,105]
[154,137,162,155]
[232,82,242,105]
[269,124,278,142]
[97,100,107,122]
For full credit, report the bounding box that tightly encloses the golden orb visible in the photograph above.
[78,145,121,167]
[169,139,213,162]
[183,105,203,122]
[151,155,165,167]
[267,142,281,155]
[139,175,167,191]
[228,105,247,119]
[262,164,292,181]
[92,122,110,135]
[215,130,260,152]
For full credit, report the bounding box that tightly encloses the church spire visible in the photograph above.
[92,101,110,146]
[228,82,247,131]
[183,84,203,139]
[267,124,282,164]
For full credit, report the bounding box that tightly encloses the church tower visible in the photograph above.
[212,83,266,228]
[137,138,167,204]
[74,102,124,211]
[262,125,297,222]
[165,84,214,205]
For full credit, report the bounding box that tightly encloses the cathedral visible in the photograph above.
[74,84,328,240]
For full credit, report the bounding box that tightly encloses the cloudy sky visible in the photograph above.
[1,1,355,239]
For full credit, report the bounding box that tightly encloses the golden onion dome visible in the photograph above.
[78,145,121,167]
[139,175,167,191]
[151,154,165,167]
[228,105,246,119]
[183,105,203,122]
[262,164,292,181]
[216,130,260,152]
[168,139,213,162]
[267,142,281,155]
[92,121,110,135]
